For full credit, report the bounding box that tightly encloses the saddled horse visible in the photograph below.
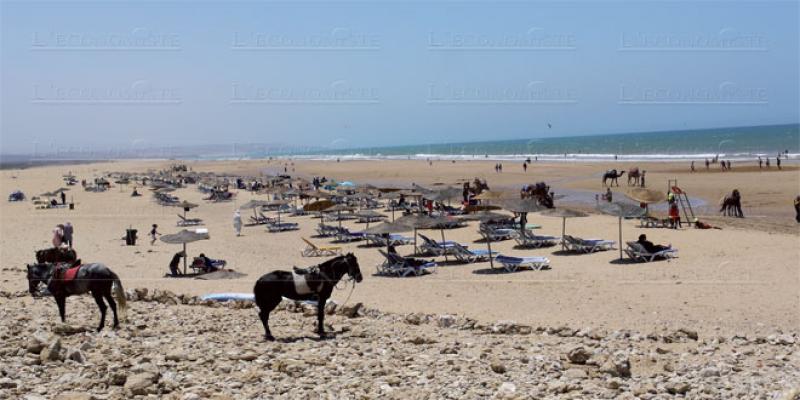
[35,247,78,264]
[254,253,362,341]
[27,262,127,331]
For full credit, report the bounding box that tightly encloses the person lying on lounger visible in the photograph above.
[637,234,671,253]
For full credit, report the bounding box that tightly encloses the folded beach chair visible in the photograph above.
[478,224,516,241]
[377,250,437,277]
[177,214,204,227]
[451,243,495,263]
[301,238,342,257]
[513,230,558,248]
[417,233,464,256]
[494,255,551,273]
[564,235,616,253]
[266,221,299,233]
[624,242,678,262]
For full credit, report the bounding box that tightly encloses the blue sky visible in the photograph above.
[1,0,798,154]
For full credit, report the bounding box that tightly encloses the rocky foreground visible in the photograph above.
[0,289,798,400]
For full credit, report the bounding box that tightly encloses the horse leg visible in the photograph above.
[92,291,108,332]
[317,296,327,338]
[257,296,280,341]
[55,295,67,323]
[104,287,119,329]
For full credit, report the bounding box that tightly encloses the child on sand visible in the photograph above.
[150,224,160,245]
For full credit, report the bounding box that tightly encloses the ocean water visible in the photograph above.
[293,124,799,162]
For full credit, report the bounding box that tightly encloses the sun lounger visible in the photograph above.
[266,221,299,232]
[478,224,516,241]
[417,233,465,256]
[451,243,495,263]
[191,257,227,274]
[494,255,551,272]
[315,223,339,237]
[624,242,678,262]
[564,235,616,253]
[334,227,366,242]
[514,230,558,248]
[177,214,204,227]
[377,250,437,277]
[640,216,669,229]
[301,238,342,257]
[365,233,413,247]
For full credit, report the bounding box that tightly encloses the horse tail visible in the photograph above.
[111,271,128,321]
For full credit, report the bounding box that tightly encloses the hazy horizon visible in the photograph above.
[1,1,798,154]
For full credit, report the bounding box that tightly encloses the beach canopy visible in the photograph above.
[497,198,546,213]
[596,202,647,260]
[459,211,512,223]
[625,188,666,204]
[161,229,210,274]
[175,200,198,209]
[540,208,589,250]
[362,221,413,235]
[473,190,514,201]
[239,200,272,210]
[304,199,335,212]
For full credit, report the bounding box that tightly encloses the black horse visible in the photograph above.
[254,253,362,341]
[35,247,78,264]
[27,262,127,331]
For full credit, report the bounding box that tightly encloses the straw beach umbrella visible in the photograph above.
[239,199,272,222]
[497,198,546,233]
[323,204,356,229]
[396,214,458,261]
[362,221,414,255]
[625,188,666,205]
[160,229,210,274]
[174,200,199,220]
[540,208,589,250]
[596,202,647,260]
[354,210,386,228]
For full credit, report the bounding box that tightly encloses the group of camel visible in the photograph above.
[602,167,645,187]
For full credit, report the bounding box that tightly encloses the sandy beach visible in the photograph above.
[2,158,798,340]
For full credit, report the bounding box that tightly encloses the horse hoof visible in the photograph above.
[264,335,275,342]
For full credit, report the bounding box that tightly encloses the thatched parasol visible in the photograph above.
[161,229,210,274]
[625,188,666,204]
[596,202,647,259]
[396,214,458,260]
[540,208,589,250]
[362,221,414,255]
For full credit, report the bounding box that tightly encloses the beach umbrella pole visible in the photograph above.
[618,216,623,260]
[413,228,418,255]
[441,229,448,263]
[561,217,566,250]
[486,234,494,269]
[183,243,187,274]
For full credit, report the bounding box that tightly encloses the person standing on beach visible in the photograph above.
[60,191,66,205]
[777,157,781,170]
[758,157,763,169]
[794,196,800,223]
[150,224,160,245]
[605,188,613,202]
[523,163,527,172]
[233,209,242,236]
[691,161,695,172]
[62,222,73,248]
[52,225,65,248]
[766,158,771,168]
[705,159,710,170]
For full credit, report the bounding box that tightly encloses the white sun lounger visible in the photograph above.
[624,242,678,262]
[494,255,551,272]
[514,231,558,248]
[564,235,616,253]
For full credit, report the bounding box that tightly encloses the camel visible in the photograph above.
[602,169,626,187]
[719,189,744,218]
[627,167,641,186]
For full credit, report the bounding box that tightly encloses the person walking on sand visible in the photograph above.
[60,191,66,205]
[150,224,161,245]
[758,157,763,169]
[777,157,781,170]
[233,209,243,236]
[690,161,695,172]
[705,158,710,170]
[62,222,73,248]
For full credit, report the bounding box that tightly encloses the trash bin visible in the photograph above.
[125,229,138,246]
[69,203,75,210]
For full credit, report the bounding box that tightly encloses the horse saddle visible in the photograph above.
[55,263,82,282]
[293,266,313,275]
